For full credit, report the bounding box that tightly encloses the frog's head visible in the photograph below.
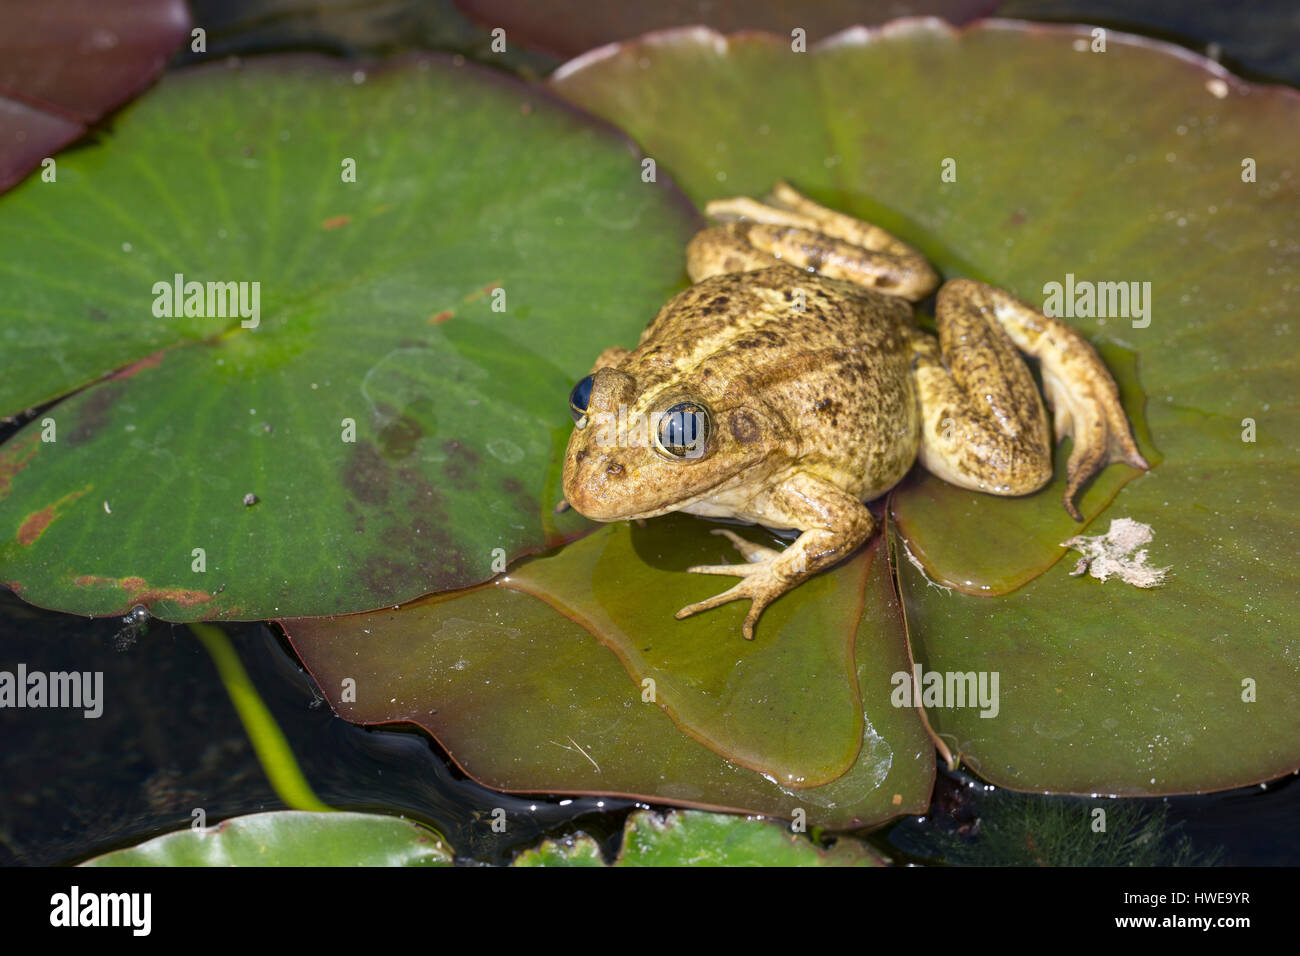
[561,366,783,521]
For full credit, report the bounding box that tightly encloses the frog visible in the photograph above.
[561,182,1148,639]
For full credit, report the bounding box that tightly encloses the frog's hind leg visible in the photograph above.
[914,279,1148,520]
[693,181,939,300]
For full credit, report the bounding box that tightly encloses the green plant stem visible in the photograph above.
[189,623,332,813]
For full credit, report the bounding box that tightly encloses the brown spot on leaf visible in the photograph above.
[343,442,391,506]
[430,310,454,324]
[72,574,214,608]
[442,439,479,490]
[0,433,40,499]
[378,410,425,460]
[110,350,166,380]
[502,476,536,518]
[322,215,351,229]
[67,381,127,446]
[15,485,90,546]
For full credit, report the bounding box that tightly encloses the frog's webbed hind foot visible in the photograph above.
[691,181,939,301]
[914,279,1149,520]
[676,479,875,639]
[677,530,794,641]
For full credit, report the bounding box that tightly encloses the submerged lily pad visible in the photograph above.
[516,809,889,866]
[0,53,697,619]
[550,21,1300,794]
[283,533,935,827]
[80,810,453,866]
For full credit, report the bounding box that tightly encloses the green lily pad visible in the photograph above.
[282,533,935,828]
[549,21,1300,794]
[80,810,453,866]
[515,809,889,866]
[0,53,698,619]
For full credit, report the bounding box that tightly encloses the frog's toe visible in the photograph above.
[1050,380,1151,521]
[684,529,783,576]
[684,562,764,577]
[675,574,782,640]
[709,528,782,563]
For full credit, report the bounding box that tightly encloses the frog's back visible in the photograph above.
[628,266,921,499]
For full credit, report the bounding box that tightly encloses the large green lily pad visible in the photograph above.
[548,21,1300,794]
[0,53,698,619]
[283,532,935,828]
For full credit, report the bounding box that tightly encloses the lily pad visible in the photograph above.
[507,515,868,788]
[515,809,889,866]
[283,532,935,828]
[80,810,453,866]
[549,21,1300,794]
[0,0,190,193]
[454,0,997,59]
[999,0,1300,86]
[0,53,697,619]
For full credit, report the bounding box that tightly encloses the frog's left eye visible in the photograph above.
[569,375,594,427]
[655,402,711,459]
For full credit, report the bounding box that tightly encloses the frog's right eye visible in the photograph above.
[569,375,594,427]
[655,401,710,460]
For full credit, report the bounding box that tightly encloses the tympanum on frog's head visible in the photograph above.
[561,364,783,523]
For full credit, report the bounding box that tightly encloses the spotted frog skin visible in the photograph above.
[561,182,1148,639]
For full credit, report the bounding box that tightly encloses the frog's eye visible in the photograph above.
[656,402,710,460]
[569,375,594,428]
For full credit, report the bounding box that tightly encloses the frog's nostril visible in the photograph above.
[605,463,625,477]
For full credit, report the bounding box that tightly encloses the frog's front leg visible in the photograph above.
[913,279,1149,519]
[675,473,875,639]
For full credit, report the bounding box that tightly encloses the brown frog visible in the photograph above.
[561,182,1148,639]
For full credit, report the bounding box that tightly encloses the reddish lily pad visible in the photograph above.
[283,533,935,828]
[0,0,190,193]
[549,20,1300,794]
